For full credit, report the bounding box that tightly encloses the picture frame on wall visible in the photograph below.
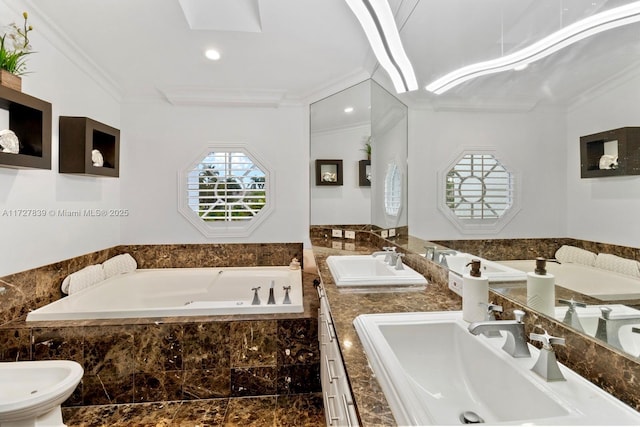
[358,159,371,186]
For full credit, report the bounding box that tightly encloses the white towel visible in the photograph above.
[554,245,597,266]
[594,253,640,278]
[63,264,106,295]
[102,253,137,279]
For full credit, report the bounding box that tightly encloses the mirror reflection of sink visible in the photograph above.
[354,311,640,426]
[555,304,640,357]
[326,255,427,287]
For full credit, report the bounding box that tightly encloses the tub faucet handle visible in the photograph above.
[283,285,291,304]
[251,286,261,305]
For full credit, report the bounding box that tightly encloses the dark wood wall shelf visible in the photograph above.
[59,116,120,177]
[358,159,371,186]
[0,86,52,169]
[315,159,343,186]
[580,127,640,178]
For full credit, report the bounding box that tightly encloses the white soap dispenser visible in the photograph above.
[526,257,555,317]
[462,259,489,322]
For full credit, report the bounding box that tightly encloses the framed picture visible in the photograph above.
[315,159,343,185]
[359,159,371,186]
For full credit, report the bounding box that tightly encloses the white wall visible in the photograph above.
[566,75,640,247]
[120,102,309,245]
[0,1,121,276]
[409,107,567,241]
[310,124,371,225]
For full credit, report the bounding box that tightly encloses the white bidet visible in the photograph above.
[0,360,83,427]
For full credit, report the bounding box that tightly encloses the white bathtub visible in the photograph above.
[498,260,640,301]
[26,267,304,321]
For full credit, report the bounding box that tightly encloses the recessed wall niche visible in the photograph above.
[59,116,120,177]
[0,86,52,169]
[580,127,640,178]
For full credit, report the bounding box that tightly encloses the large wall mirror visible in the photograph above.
[310,79,408,230]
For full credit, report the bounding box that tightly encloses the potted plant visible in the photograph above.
[361,136,372,160]
[0,12,33,91]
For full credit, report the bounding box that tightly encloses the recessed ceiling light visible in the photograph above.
[344,107,354,113]
[513,63,529,71]
[205,49,221,60]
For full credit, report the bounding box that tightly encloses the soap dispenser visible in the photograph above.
[462,259,489,322]
[526,257,555,316]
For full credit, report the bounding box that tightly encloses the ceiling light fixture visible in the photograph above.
[426,1,640,95]
[344,106,355,113]
[344,0,418,93]
[205,49,221,61]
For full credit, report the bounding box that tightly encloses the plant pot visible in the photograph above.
[0,69,22,92]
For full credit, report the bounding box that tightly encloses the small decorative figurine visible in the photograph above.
[91,149,104,167]
[0,129,19,153]
[599,154,618,170]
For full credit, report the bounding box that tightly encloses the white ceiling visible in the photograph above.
[26,0,640,110]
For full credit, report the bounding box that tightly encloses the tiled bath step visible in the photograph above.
[62,393,325,426]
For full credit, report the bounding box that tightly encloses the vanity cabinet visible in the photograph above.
[580,127,640,178]
[59,116,120,177]
[0,86,52,169]
[318,285,359,427]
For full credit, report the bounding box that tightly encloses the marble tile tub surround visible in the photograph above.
[0,242,319,408]
[0,243,303,326]
[311,238,640,425]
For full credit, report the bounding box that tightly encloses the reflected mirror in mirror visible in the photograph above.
[310,79,408,231]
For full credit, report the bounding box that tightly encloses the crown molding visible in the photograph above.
[18,0,123,102]
[159,86,288,108]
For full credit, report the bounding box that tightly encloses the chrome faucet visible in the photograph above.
[434,249,457,267]
[468,309,531,358]
[529,330,566,382]
[251,286,261,305]
[394,253,405,270]
[371,246,395,263]
[558,298,587,333]
[595,307,640,350]
[481,303,503,338]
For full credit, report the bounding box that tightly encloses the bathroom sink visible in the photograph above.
[555,304,640,357]
[444,253,527,282]
[354,311,640,425]
[326,255,427,287]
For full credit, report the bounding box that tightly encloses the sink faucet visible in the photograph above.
[594,306,640,350]
[480,303,503,338]
[558,298,587,333]
[468,309,531,358]
[372,246,396,264]
[434,249,457,268]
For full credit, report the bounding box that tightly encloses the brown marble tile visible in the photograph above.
[183,368,231,400]
[277,319,319,366]
[172,398,228,426]
[183,322,230,370]
[83,325,134,377]
[113,401,183,426]
[0,326,30,361]
[277,363,321,395]
[81,373,134,405]
[230,320,277,368]
[133,370,184,403]
[134,323,183,372]
[62,404,120,427]
[231,366,277,397]
[223,396,277,426]
[275,393,325,427]
[32,327,84,363]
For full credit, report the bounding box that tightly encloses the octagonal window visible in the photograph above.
[178,144,273,237]
[439,150,520,233]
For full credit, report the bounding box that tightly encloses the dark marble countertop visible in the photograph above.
[311,243,462,426]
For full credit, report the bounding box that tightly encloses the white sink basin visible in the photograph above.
[444,253,527,282]
[354,311,640,425]
[555,304,640,357]
[326,255,427,287]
